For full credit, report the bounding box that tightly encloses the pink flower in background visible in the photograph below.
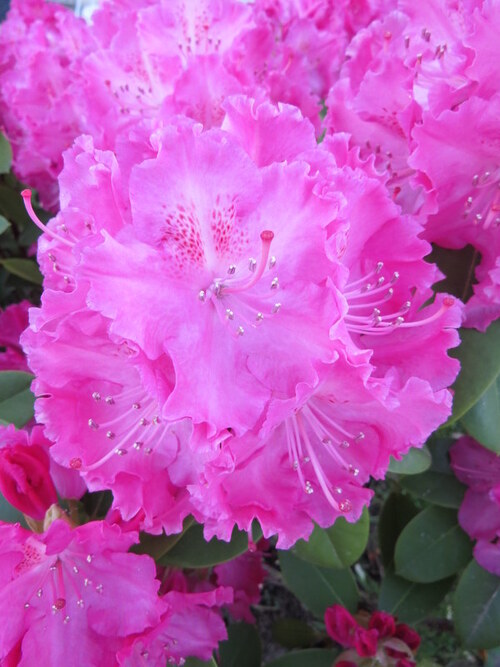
[214,542,266,622]
[0,301,30,372]
[0,520,161,666]
[118,586,232,666]
[410,95,500,331]
[0,0,92,210]
[450,436,500,576]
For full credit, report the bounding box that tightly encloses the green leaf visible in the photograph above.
[271,619,317,649]
[400,471,465,508]
[0,258,43,285]
[394,506,472,583]
[447,319,500,425]
[131,516,195,559]
[0,371,35,428]
[184,658,218,667]
[278,550,358,617]
[0,492,26,525]
[378,493,419,567]
[265,649,338,667]
[0,215,10,235]
[0,184,31,226]
[462,378,500,453]
[0,132,12,174]
[158,523,251,568]
[428,244,479,303]
[485,648,500,667]
[379,568,454,623]
[293,508,369,569]
[219,623,261,667]
[454,560,500,649]
[389,445,432,475]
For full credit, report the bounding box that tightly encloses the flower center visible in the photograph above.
[198,230,282,337]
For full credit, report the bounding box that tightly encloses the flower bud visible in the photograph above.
[0,438,57,520]
[325,604,358,647]
[369,610,396,638]
[354,627,378,657]
[395,623,421,651]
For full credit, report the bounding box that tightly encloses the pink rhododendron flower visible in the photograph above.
[325,0,500,330]
[0,0,92,210]
[22,98,460,547]
[213,545,266,622]
[410,95,500,330]
[118,585,232,666]
[0,301,30,372]
[0,520,161,666]
[450,436,500,576]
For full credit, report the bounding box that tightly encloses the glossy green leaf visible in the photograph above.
[428,244,479,303]
[400,471,465,509]
[447,319,500,425]
[0,184,31,226]
[379,568,454,623]
[131,516,194,560]
[265,649,338,667]
[388,445,432,475]
[158,523,250,568]
[0,258,43,285]
[462,378,500,453]
[293,508,369,569]
[0,215,10,235]
[454,560,500,649]
[271,619,317,649]
[0,132,12,174]
[278,550,358,617]
[0,371,35,428]
[219,623,261,667]
[395,506,472,583]
[184,658,217,667]
[378,493,419,567]
[0,492,26,525]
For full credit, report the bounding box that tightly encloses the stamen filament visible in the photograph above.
[21,190,74,248]
[223,231,274,295]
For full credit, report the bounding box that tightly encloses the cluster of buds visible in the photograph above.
[325,605,420,667]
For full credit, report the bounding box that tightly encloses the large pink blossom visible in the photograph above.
[0,519,161,666]
[22,99,460,547]
[0,301,30,372]
[450,436,500,576]
[0,0,92,210]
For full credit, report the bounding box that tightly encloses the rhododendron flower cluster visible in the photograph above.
[0,0,498,663]
[20,98,460,548]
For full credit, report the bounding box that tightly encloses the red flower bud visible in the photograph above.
[369,610,396,638]
[354,627,378,657]
[0,439,57,520]
[396,660,416,667]
[325,604,358,647]
[395,623,421,651]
